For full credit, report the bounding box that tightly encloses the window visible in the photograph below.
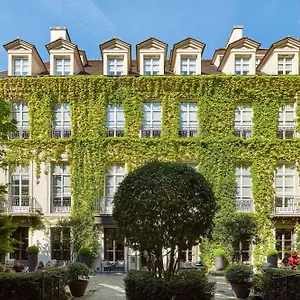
[276,228,294,260]
[50,227,71,260]
[275,164,298,214]
[53,103,71,138]
[179,103,198,137]
[11,165,29,212]
[233,239,252,263]
[104,228,124,261]
[11,102,29,139]
[52,163,71,213]
[141,103,162,137]
[104,165,125,213]
[13,58,28,76]
[106,105,125,137]
[180,244,194,262]
[234,105,253,138]
[144,58,160,75]
[235,57,250,75]
[278,56,293,75]
[235,166,253,212]
[10,227,28,260]
[180,58,196,75]
[55,58,70,75]
[108,58,123,76]
[277,103,297,138]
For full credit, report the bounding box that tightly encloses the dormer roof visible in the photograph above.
[211,48,226,65]
[257,37,300,71]
[79,50,88,67]
[218,37,261,71]
[99,37,131,57]
[3,38,47,73]
[136,37,168,71]
[169,37,205,72]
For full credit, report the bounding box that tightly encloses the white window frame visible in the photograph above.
[55,58,71,76]
[234,105,253,138]
[106,105,125,137]
[180,57,196,75]
[13,58,29,76]
[278,56,293,75]
[53,103,71,138]
[179,103,198,137]
[143,57,160,75]
[278,102,297,138]
[11,165,29,211]
[108,58,124,76]
[10,102,29,139]
[141,102,162,137]
[235,57,250,75]
[235,166,253,212]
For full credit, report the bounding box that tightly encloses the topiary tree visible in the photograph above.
[113,161,216,280]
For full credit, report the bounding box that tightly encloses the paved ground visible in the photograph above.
[73,273,245,300]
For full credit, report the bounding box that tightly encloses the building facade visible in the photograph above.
[1,26,300,269]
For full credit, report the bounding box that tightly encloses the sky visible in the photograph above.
[0,0,299,71]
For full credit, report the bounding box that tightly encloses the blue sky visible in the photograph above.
[0,0,299,71]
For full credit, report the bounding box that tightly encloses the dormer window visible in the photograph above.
[278,56,293,75]
[13,58,28,76]
[55,58,71,76]
[144,57,160,75]
[108,58,124,76]
[180,57,196,75]
[235,57,250,75]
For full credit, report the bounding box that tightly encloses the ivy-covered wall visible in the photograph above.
[1,75,300,266]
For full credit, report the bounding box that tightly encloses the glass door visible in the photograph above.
[10,227,28,260]
[104,228,124,261]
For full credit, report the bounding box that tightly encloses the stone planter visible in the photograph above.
[215,256,225,271]
[230,282,252,299]
[27,253,38,272]
[78,255,89,265]
[267,255,278,268]
[69,279,89,297]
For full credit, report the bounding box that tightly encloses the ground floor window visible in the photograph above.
[233,239,251,263]
[180,245,193,262]
[10,227,28,260]
[50,227,71,260]
[276,228,294,260]
[104,228,124,261]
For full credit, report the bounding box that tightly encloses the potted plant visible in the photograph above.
[78,247,91,265]
[214,248,226,271]
[225,263,253,299]
[67,261,90,297]
[26,245,39,272]
[267,248,278,268]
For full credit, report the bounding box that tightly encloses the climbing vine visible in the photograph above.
[1,75,300,265]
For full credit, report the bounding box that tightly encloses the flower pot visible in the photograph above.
[215,256,225,271]
[69,279,89,297]
[267,255,278,268]
[230,282,252,299]
[27,253,38,272]
[78,255,89,265]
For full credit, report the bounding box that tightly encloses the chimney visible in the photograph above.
[225,25,243,48]
[50,26,71,42]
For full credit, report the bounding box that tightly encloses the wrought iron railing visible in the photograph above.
[271,274,300,300]
[51,197,71,213]
[179,127,199,138]
[0,196,42,214]
[234,126,253,139]
[106,127,125,137]
[96,197,113,214]
[52,126,71,138]
[273,196,300,215]
[235,198,254,212]
[9,126,29,139]
[140,126,161,138]
[277,126,297,139]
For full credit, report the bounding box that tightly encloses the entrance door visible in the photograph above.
[10,227,28,260]
[104,228,124,261]
[276,228,294,260]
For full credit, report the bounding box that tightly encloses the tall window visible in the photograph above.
[234,105,253,138]
[10,227,28,260]
[275,164,297,214]
[235,166,253,212]
[53,103,71,138]
[11,102,29,139]
[233,240,252,264]
[108,58,123,76]
[141,103,162,137]
[179,103,198,137]
[278,56,293,75]
[104,165,125,213]
[180,58,196,75]
[144,58,160,75]
[50,227,71,260]
[277,103,297,138]
[52,163,71,213]
[11,165,29,212]
[13,58,28,76]
[235,57,250,75]
[106,105,125,137]
[276,229,294,260]
[55,58,70,75]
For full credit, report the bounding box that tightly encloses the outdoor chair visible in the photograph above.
[114,260,125,273]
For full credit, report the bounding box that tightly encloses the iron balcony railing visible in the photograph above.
[277,126,297,139]
[9,126,29,139]
[96,197,113,214]
[52,126,71,139]
[273,196,300,215]
[51,197,71,213]
[106,127,125,137]
[235,198,254,212]
[141,126,161,138]
[234,126,253,139]
[0,196,42,214]
[179,127,199,138]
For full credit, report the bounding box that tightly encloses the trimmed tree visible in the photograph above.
[113,161,216,280]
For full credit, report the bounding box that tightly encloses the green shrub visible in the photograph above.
[224,264,253,283]
[78,247,91,256]
[26,245,39,254]
[207,270,225,277]
[213,248,226,257]
[267,248,278,256]
[67,261,90,282]
[124,270,215,300]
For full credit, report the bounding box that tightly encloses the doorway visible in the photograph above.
[104,228,124,261]
[10,227,28,260]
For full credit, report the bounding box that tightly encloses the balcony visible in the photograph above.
[9,127,29,139]
[141,126,161,138]
[106,127,125,137]
[273,196,300,216]
[52,126,71,139]
[51,197,71,213]
[0,196,42,215]
[277,126,297,139]
[235,198,254,212]
[94,197,114,225]
[234,126,253,139]
[179,127,199,138]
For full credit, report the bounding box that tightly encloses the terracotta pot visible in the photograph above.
[230,282,252,299]
[69,279,89,297]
